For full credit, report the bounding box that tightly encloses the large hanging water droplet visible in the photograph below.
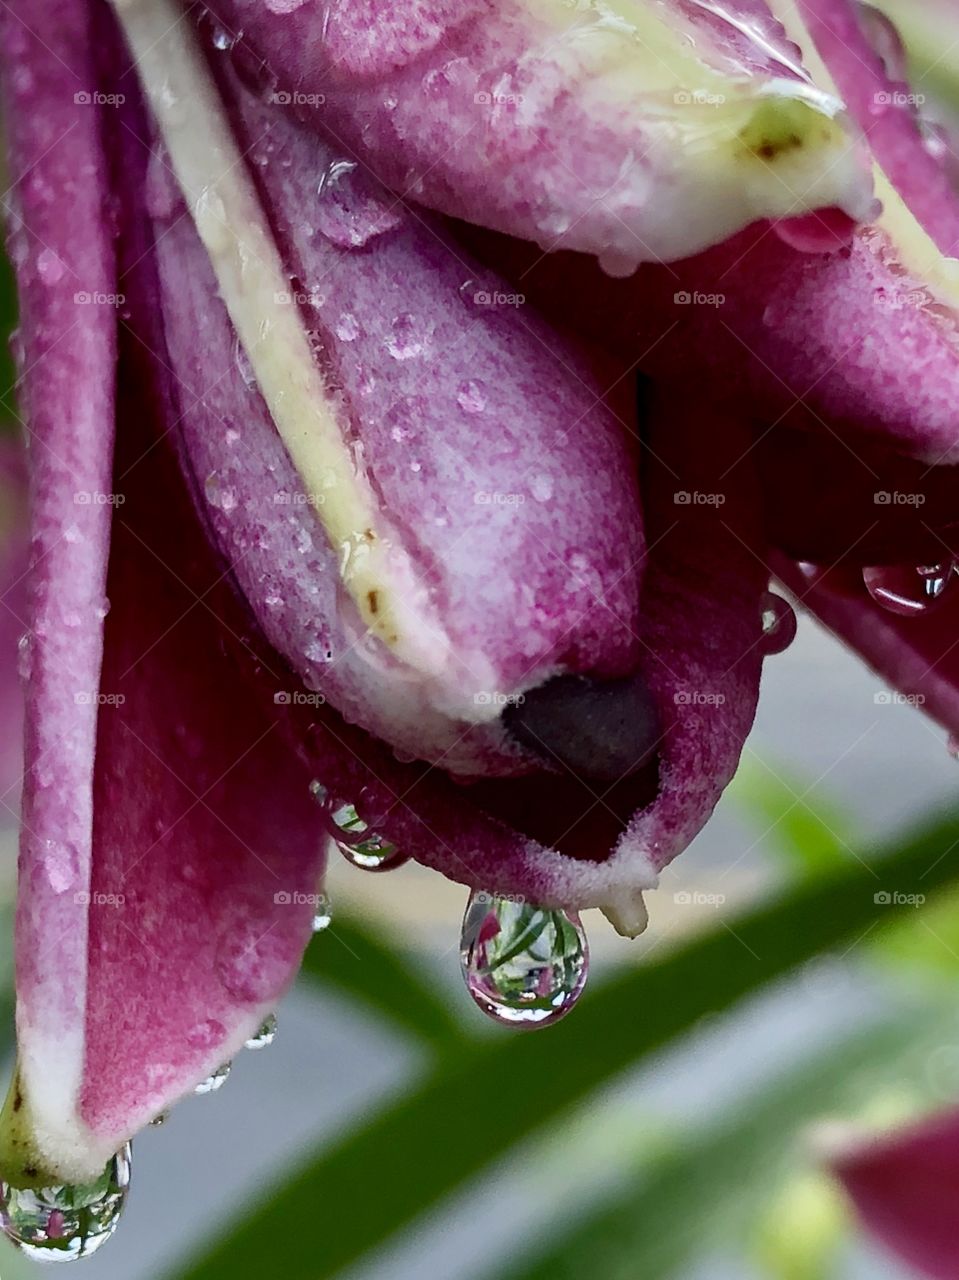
[245,1014,277,1050]
[194,1061,231,1094]
[863,563,955,616]
[460,892,589,1027]
[760,591,797,655]
[0,1144,131,1262]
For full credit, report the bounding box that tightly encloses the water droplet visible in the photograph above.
[210,24,235,50]
[760,591,798,654]
[204,471,238,513]
[36,248,65,285]
[863,563,954,616]
[233,336,256,387]
[0,1144,131,1261]
[530,474,554,503]
[334,312,360,342]
[460,892,589,1027]
[456,380,487,414]
[149,1112,169,1127]
[312,900,332,932]
[17,632,33,681]
[328,802,404,871]
[194,1062,231,1094]
[244,1013,277,1050]
[385,313,429,361]
[263,0,307,16]
[317,159,357,197]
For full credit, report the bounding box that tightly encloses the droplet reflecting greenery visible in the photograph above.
[0,1143,131,1262]
[460,892,589,1027]
[244,1014,277,1050]
[194,1061,231,1094]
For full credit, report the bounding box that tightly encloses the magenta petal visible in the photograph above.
[142,60,645,779]
[0,2,326,1182]
[73,362,325,1175]
[0,0,117,1181]
[774,558,959,737]
[834,1109,959,1280]
[201,0,872,266]
[799,0,959,254]
[615,395,767,884]
[468,220,959,466]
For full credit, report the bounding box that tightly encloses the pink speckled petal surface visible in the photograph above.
[147,61,646,779]
[75,316,326,1177]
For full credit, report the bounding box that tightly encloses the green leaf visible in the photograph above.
[870,882,959,980]
[481,1007,943,1280]
[167,811,959,1280]
[298,912,469,1055]
[729,756,858,879]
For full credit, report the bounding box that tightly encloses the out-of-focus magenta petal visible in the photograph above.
[201,0,873,267]
[834,1108,959,1280]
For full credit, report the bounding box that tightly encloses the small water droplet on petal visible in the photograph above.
[760,591,797,655]
[245,1013,277,1050]
[456,379,487,414]
[328,802,404,871]
[0,1144,131,1261]
[385,313,429,360]
[863,563,954,616]
[460,891,589,1027]
[210,24,235,50]
[194,1061,231,1094]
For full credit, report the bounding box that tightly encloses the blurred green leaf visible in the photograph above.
[481,1005,942,1280]
[729,757,858,879]
[169,811,959,1280]
[298,912,470,1056]
[871,882,959,980]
